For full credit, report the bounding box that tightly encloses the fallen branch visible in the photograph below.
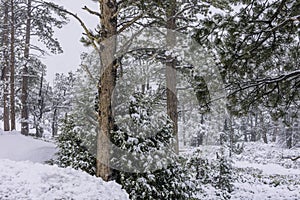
[281,156,300,161]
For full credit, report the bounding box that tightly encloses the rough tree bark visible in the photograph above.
[10,0,16,130]
[21,0,32,136]
[166,0,179,154]
[96,0,118,181]
[2,0,10,131]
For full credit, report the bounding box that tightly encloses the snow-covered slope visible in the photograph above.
[0,159,129,200]
[0,131,56,163]
[0,131,129,200]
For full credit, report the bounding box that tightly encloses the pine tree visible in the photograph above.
[49,116,96,175]
[51,72,76,137]
[196,0,300,116]
[28,64,52,138]
[188,148,234,200]
[215,149,234,200]
[1,0,10,131]
[21,0,68,135]
[71,52,99,144]
[45,0,239,180]
[111,92,195,199]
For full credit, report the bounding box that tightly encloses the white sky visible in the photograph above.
[43,0,98,82]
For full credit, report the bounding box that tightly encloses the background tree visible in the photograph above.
[50,72,75,137]
[21,0,68,135]
[194,0,299,148]
[9,0,16,130]
[1,0,10,131]
[197,0,299,114]
[28,62,51,137]
[48,115,96,175]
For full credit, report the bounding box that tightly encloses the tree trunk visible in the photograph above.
[250,115,256,141]
[166,0,179,154]
[96,0,117,181]
[260,115,268,144]
[182,104,186,146]
[36,73,44,138]
[21,0,32,136]
[197,114,205,146]
[2,0,10,131]
[286,126,292,149]
[52,108,58,137]
[10,0,16,130]
[241,118,247,142]
[272,120,279,142]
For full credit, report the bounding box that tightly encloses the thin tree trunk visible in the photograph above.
[166,0,179,154]
[261,115,268,144]
[21,0,32,135]
[182,104,186,146]
[272,120,279,142]
[96,0,117,181]
[2,0,10,131]
[10,0,16,130]
[52,108,58,137]
[286,126,293,149]
[36,73,44,137]
[250,115,256,141]
[198,114,204,146]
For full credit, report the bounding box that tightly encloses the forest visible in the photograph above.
[0,0,299,199]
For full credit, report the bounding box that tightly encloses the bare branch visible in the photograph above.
[281,156,300,161]
[82,6,101,18]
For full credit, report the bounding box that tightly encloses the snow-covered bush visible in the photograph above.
[111,92,195,199]
[188,149,234,200]
[215,149,234,199]
[48,116,96,175]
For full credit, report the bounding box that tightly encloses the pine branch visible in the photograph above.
[229,70,300,95]
[80,64,98,87]
[44,1,99,52]
[82,6,101,18]
[117,13,144,34]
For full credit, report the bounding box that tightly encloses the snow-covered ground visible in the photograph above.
[232,142,300,200]
[0,131,129,200]
[186,142,300,200]
[0,159,129,200]
[0,131,56,163]
[1,129,299,199]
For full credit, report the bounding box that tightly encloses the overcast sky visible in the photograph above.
[43,0,98,82]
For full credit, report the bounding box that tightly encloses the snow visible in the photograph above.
[0,131,56,163]
[184,142,300,200]
[0,159,129,200]
[231,143,300,199]
[232,182,300,200]
[234,161,300,175]
[0,131,129,200]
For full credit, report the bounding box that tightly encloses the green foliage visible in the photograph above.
[115,158,195,200]
[111,92,195,199]
[196,0,300,116]
[48,116,96,175]
[215,150,234,199]
[188,149,234,200]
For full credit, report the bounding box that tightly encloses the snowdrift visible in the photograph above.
[0,131,129,199]
[0,159,129,200]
